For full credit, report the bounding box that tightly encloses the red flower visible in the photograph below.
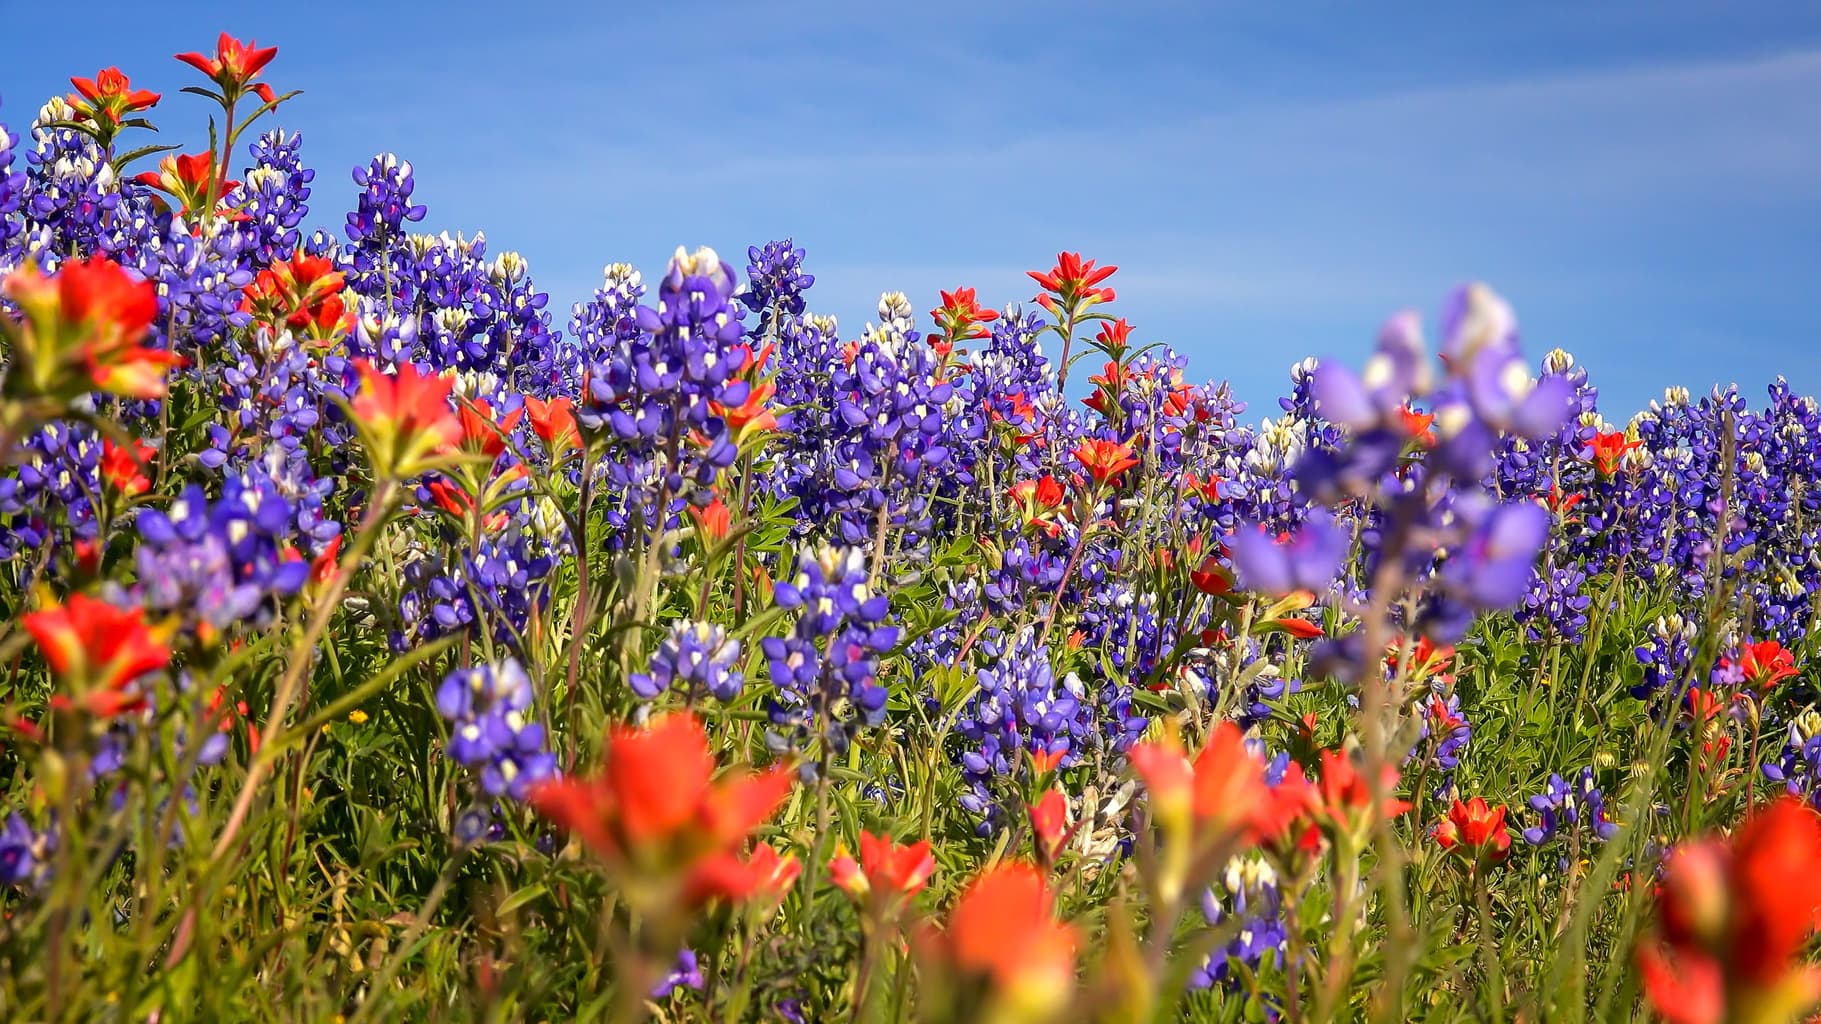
[1,255,175,401]
[1737,639,1798,690]
[1093,318,1133,358]
[1539,483,1585,520]
[1589,430,1642,476]
[1635,944,1725,1024]
[1007,475,1067,535]
[527,712,793,908]
[23,592,170,717]
[1273,618,1324,640]
[309,535,343,586]
[1131,721,1272,844]
[100,436,155,497]
[930,286,998,344]
[453,397,524,461]
[240,252,349,339]
[1183,472,1223,503]
[1072,438,1139,486]
[523,395,580,453]
[1190,555,1232,596]
[689,495,732,544]
[175,33,279,104]
[1384,636,1455,681]
[1028,251,1116,318]
[1433,797,1511,862]
[943,862,1077,1009]
[135,152,243,221]
[1640,798,1821,1023]
[348,359,463,477]
[1314,748,1412,825]
[710,376,779,440]
[1398,405,1437,447]
[831,832,935,902]
[67,67,160,126]
[1030,789,1069,862]
[686,842,801,909]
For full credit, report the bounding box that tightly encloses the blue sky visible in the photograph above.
[4,2,1818,417]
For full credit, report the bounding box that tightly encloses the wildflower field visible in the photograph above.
[4,34,1821,1024]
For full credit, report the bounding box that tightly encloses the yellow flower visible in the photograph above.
[348,709,369,725]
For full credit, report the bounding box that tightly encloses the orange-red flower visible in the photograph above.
[1130,721,1274,887]
[1082,360,1130,418]
[309,535,343,587]
[1434,797,1511,863]
[134,152,243,221]
[0,255,175,401]
[1028,251,1116,319]
[23,592,170,717]
[1736,639,1798,691]
[930,286,998,344]
[1590,430,1642,476]
[1313,747,1412,829]
[175,33,280,104]
[1072,439,1139,487]
[347,359,463,478]
[1007,475,1067,536]
[527,712,793,908]
[454,397,524,461]
[1093,318,1134,358]
[689,496,732,545]
[942,861,1077,1017]
[66,67,160,128]
[523,395,580,453]
[1638,798,1821,1024]
[710,377,779,441]
[831,832,935,903]
[100,436,155,497]
[1030,789,1069,862]
[1398,405,1437,447]
[686,841,801,909]
[1540,482,1585,520]
[1190,554,1232,596]
[239,252,349,340]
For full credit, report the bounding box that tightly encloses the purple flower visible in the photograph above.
[435,659,558,802]
[1442,499,1549,610]
[651,948,703,1000]
[0,813,46,887]
[1310,311,1430,432]
[1228,509,1350,596]
[631,620,744,702]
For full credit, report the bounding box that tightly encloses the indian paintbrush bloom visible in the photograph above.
[1028,251,1116,319]
[830,832,935,906]
[1072,438,1139,486]
[22,592,171,718]
[931,861,1078,1023]
[527,711,793,910]
[135,152,242,221]
[1433,796,1512,864]
[347,358,464,479]
[1589,429,1643,476]
[1130,721,1272,902]
[175,32,280,104]
[1030,789,1069,862]
[100,436,155,496]
[1637,797,1821,1024]
[65,67,159,146]
[1736,640,1798,691]
[1,256,172,403]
